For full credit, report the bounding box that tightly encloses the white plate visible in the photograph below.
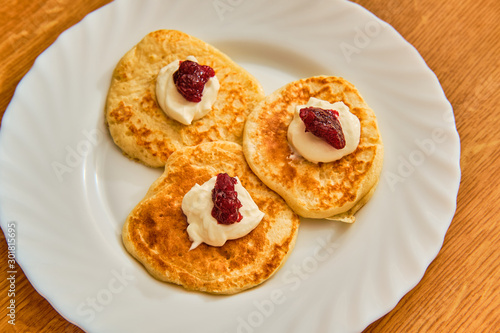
[0,0,460,332]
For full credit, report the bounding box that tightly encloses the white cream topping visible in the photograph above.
[287,97,361,163]
[181,176,265,250]
[155,55,220,125]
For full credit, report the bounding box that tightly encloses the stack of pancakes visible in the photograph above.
[106,30,383,294]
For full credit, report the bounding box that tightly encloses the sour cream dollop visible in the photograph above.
[287,97,361,163]
[155,55,220,125]
[182,176,265,250]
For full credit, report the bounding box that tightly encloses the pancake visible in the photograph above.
[122,141,300,294]
[243,76,383,222]
[105,30,265,168]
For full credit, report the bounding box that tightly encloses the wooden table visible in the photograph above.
[0,0,498,332]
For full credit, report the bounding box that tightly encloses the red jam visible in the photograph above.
[173,60,215,103]
[211,173,243,225]
[299,107,346,149]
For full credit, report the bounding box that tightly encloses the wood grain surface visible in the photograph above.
[0,0,499,332]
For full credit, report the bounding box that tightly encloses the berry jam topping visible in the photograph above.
[211,173,243,225]
[173,60,215,103]
[299,107,346,149]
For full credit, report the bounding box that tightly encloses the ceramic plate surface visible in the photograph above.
[0,0,460,332]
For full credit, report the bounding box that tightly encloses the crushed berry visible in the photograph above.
[299,107,346,149]
[173,60,215,102]
[211,173,243,225]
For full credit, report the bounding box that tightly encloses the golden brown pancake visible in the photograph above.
[243,76,383,222]
[122,141,300,294]
[105,30,265,168]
